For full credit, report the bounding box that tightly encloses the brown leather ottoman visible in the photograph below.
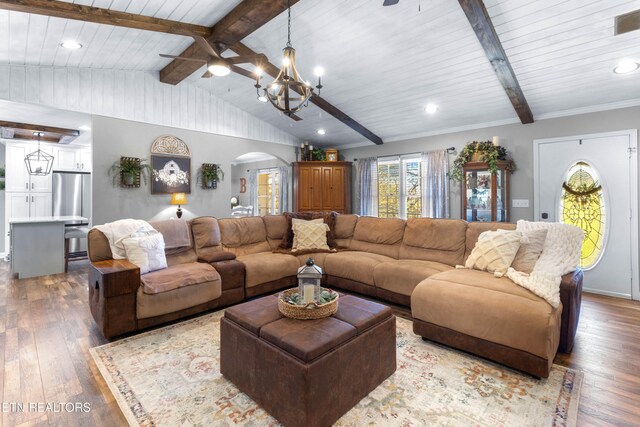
[220,294,396,427]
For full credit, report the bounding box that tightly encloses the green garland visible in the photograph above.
[450,140,516,181]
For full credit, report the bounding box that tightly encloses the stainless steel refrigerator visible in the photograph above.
[53,171,91,254]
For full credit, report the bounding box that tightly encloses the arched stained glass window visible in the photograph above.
[559,161,606,269]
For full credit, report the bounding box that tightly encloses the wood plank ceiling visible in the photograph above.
[0,0,639,146]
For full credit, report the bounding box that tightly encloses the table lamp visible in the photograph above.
[170,192,187,219]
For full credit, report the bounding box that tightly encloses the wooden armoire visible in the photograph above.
[293,161,352,213]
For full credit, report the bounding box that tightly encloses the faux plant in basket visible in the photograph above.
[197,164,224,189]
[108,157,152,187]
[450,140,516,181]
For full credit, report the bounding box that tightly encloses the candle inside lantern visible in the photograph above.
[492,136,499,146]
[303,284,315,304]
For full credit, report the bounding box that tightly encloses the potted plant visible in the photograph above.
[108,157,151,187]
[450,141,516,181]
[0,166,5,178]
[197,163,224,189]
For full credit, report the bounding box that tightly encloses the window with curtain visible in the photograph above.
[257,168,280,215]
[377,156,421,219]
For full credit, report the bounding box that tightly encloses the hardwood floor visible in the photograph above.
[1,259,639,427]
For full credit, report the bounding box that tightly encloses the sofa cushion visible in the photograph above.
[237,252,300,288]
[218,217,270,255]
[324,251,396,286]
[149,219,192,249]
[136,279,221,319]
[465,230,522,277]
[141,262,219,294]
[350,217,405,258]
[335,214,358,239]
[279,212,338,249]
[263,215,288,249]
[121,231,167,274]
[292,220,330,251]
[374,259,454,297]
[511,229,548,274]
[411,269,561,360]
[399,218,467,266]
[465,222,516,260]
[191,216,221,249]
[295,252,330,269]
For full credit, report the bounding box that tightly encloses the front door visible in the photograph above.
[534,130,638,299]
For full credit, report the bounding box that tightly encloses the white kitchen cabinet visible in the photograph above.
[6,192,30,219]
[5,142,53,192]
[30,193,52,217]
[54,146,78,170]
[79,149,92,171]
[5,144,29,192]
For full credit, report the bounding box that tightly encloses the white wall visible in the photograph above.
[92,115,296,225]
[343,105,640,221]
[0,64,299,147]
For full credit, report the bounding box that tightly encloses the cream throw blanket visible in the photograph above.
[506,220,584,308]
[93,219,155,259]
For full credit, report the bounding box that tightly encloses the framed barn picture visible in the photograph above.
[151,155,191,194]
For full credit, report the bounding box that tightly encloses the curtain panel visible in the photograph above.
[278,165,290,214]
[421,150,450,218]
[248,169,258,216]
[356,157,378,216]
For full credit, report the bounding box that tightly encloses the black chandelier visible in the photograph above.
[24,132,54,176]
[253,0,323,116]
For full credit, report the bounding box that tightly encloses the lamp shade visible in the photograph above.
[170,192,187,205]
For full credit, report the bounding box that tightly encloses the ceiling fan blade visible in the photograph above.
[227,53,269,65]
[229,65,256,79]
[193,36,221,59]
[383,0,399,5]
[201,70,213,78]
[159,53,207,63]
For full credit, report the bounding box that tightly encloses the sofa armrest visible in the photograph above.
[558,268,583,353]
[90,260,140,297]
[89,259,140,339]
[198,252,237,263]
[210,259,246,292]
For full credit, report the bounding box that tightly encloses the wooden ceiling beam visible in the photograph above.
[615,9,640,35]
[232,43,384,145]
[0,120,79,137]
[0,0,212,37]
[458,0,534,124]
[160,0,299,85]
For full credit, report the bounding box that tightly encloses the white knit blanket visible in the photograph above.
[93,219,155,259]
[506,220,583,308]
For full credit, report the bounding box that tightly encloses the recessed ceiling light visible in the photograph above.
[317,129,326,135]
[613,59,639,74]
[78,125,91,131]
[60,40,82,50]
[424,103,438,114]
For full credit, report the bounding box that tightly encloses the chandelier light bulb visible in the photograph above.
[255,67,263,76]
[613,59,639,74]
[314,67,325,77]
[282,57,290,66]
[258,95,268,103]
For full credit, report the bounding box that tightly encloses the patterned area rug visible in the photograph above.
[90,311,582,427]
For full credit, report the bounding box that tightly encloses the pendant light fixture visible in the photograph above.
[253,0,323,116]
[24,132,54,176]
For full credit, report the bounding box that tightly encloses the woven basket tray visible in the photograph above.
[278,288,339,320]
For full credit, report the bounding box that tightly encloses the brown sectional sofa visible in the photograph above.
[88,213,583,378]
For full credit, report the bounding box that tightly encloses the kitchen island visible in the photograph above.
[9,216,88,279]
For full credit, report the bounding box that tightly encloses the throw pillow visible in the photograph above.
[510,229,548,274]
[121,230,168,274]
[465,230,522,277]
[292,221,331,252]
[279,211,338,249]
[291,218,323,248]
